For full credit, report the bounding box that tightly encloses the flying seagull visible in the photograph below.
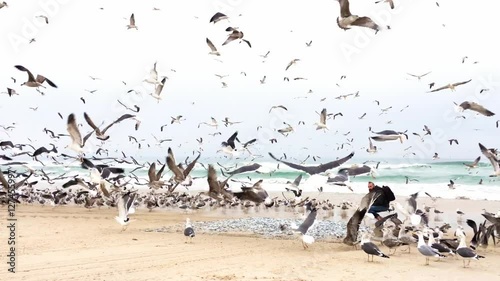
[115,192,137,231]
[314,108,328,131]
[14,65,57,88]
[66,113,94,154]
[166,147,201,187]
[2,88,18,97]
[222,29,251,47]
[448,139,459,145]
[206,38,220,56]
[220,131,239,156]
[457,101,495,117]
[143,62,163,85]
[221,163,261,176]
[366,138,377,154]
[336,0,389,33]
[428,79,471,92]
[233,179,274,207]
[478,143,500,177]
[326,169,352,191]
[375,0,394,9]
[83,112,136,141]
[290,207,318,249]
[150,77,167,102]
[184,218,195,243]
[448,180,455,189]
[407,71,431,80]
[268,151,354,175]
[269,105,288,113]
[285,59,300,71]
[147,162,166,189]
[463,156,481,169]
[209,12,228,24]
[201,164,234,201]
[0,2,8,9]
[371,130,408,143]
[36,15,49,24]
[127,13,138,29]
[344,191,380,246]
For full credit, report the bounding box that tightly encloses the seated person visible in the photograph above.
[367,181,395,221]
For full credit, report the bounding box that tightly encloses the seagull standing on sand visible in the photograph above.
[360,232,390,261]
[455,228,485,267]
[416,231,446,265]
[184,218,195,243]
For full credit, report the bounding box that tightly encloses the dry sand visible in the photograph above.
[1,193,500,281]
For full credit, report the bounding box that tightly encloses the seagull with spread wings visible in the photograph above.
[83,112,137,141]
[290,207,318,249]
[269,105,288,113]
[222,28,251,47]
[66,114,95,154]
[336,0,389,33]
[479,143,500,177]
[314,108,328,131]
[200,164,234,201]
[126,13,138,29]
[428,79,471,92]
[14,65,57,88]
[166,147,201,189]
[150,77,167,103]
[233,179,273,207]
[115,192,137,231]
[206,38,220,56]
[147,162,166,189]
[407,71,431,80]
[457,101,495,117]
[463,156,481,169]
[268,151,354,175]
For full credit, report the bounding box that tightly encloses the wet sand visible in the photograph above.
[0,193,499,281]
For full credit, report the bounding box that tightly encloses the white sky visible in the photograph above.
[0,0,499,164]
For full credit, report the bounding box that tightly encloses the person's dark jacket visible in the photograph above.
[369,185,390,207]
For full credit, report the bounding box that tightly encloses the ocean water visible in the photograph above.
[9,157,500,201]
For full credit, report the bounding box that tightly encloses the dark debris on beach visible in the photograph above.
[144,217,369,241]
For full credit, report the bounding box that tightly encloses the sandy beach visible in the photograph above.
[1,193,499,281]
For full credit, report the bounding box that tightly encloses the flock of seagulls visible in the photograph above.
[1,1,499,272]
[341,190,497,267]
